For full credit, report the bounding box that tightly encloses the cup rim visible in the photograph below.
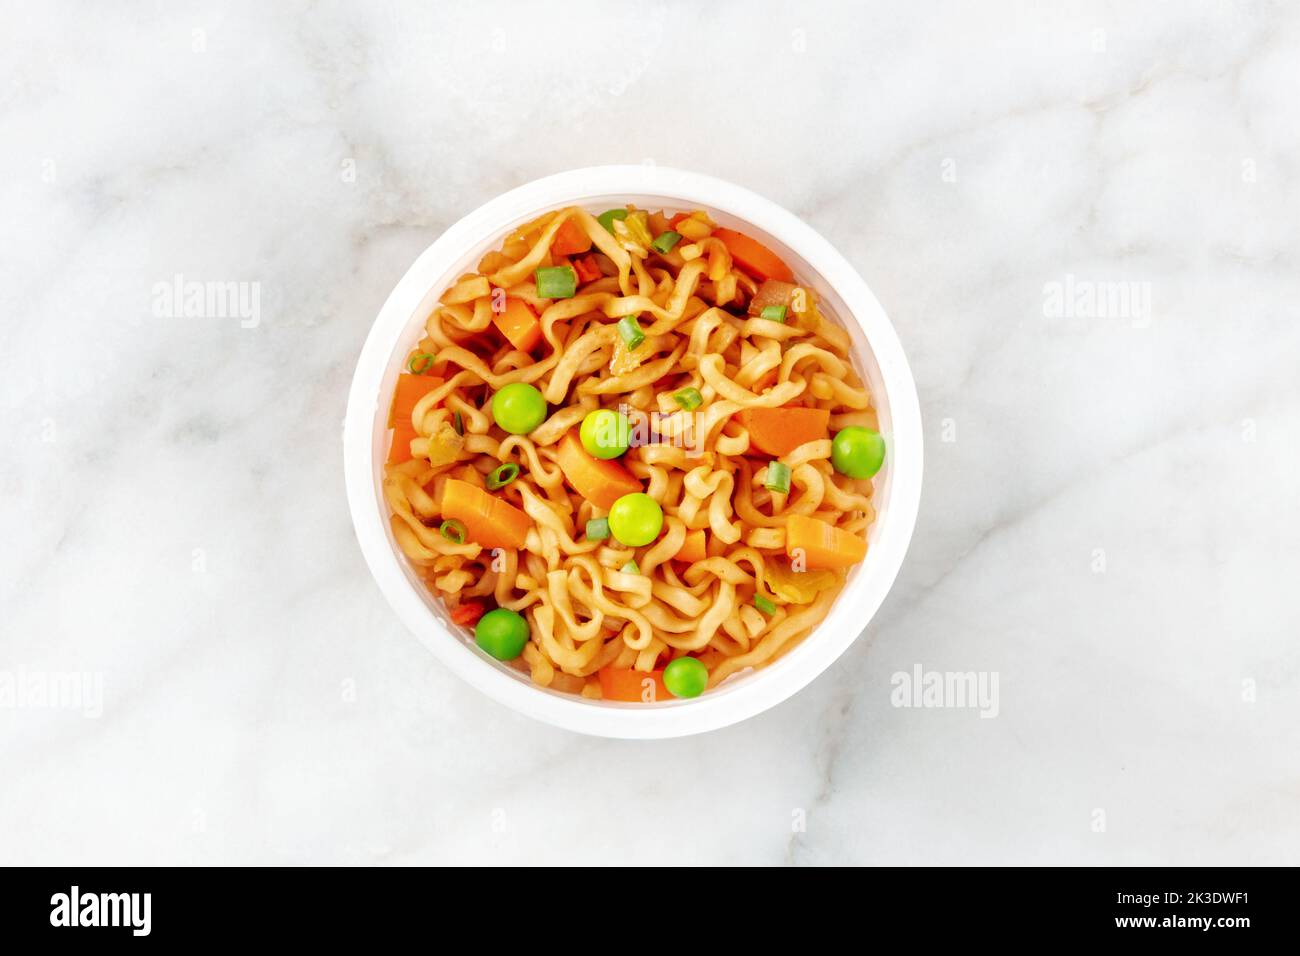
[343,165,923,738]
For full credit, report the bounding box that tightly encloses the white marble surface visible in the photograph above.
[2,0,1298,865]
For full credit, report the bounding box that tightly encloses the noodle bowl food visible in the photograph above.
[381,203,885,703]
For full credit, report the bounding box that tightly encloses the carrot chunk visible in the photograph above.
[389,374,445,425]
[712,228,794,283]
[674,529,707,563]
[785,514,866,570]
[573,253,602,284]
[555,430,642,510]
[551,217,592,256]
[450,602,486,627]
[739,406,830,457]
[493,296,542,352]
[441,478,531,550]
[598,666,671,703]
[387,419,419,464]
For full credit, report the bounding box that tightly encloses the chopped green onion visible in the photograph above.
[535,265,577,299]
[586,517,610,540]
[755,594,777,615]
[621,560,640,574]
[453,410,464,436]
[651,230,682,254]
[486,462,519,490]
[759,305,788,323]
[407,352,436,374]
[765,461,792,494]
[597,209,628,233]
[440,519,467,544]
[618,315,645,350]
[672,387,703,411]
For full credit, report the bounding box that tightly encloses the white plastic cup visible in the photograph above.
[344,166,922,738]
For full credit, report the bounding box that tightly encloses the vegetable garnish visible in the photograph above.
[535,265,577,299]
[597,208,629,233]
[711,228,795,283]
[389,373,445,426]
[486,462,520,490]
[425,421,465,466]
[663,657,708,698]
[608,492,663,547]
[749,279,798,317]
[671,386,703,411]
[765,461,792,494]
[573,253,602,284]
[759,304,788,323]
[739,406,830,457]
[651,230,682,254]
[387,419,418,465]
[785,514,867,570]
[475,608,529,661]
[674,529,707,563]
[598,665,671,702]
[453,410,464,435]
[831,426,886,479]
[491,382,547,435]
[621,560,640,574]
[551,217,592,256]
[754,594,777,616]
[440,518,467,544]
[620,211,653,247]
[763,562,838,605]
[617,315,645,350]
[407,352,437,374]
[493,296,542,352]
[451,602,486,627]
[586,517,611,540]
[580,408,631,460]
[556,430,642,509]
[441,478,531,549]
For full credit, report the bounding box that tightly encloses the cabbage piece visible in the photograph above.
[614,210,654,250]
[425,421,465,466]
[764,561,838,605]
[749,279,798,316]
[610,334,660,376]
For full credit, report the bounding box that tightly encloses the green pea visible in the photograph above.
[491,382,547,435]
[580,408,630,459]
[663,657,708,698]
[607,492,663,547]
[831,426,886,479]
[474,608,529,661]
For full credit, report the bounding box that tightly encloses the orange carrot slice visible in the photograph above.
[450,602,486,627]
[739,406,830,457]
[555,430,642,510]
[389,374,445,426]
[551,217,592,256]
[785,514,866,570]
[598,666,671,703]
[674,529,707,563]
[493,296,542,352]
[712,228,794,283]
[441,478,531,550]
[573,253,602,284]
[387,419,419,464]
